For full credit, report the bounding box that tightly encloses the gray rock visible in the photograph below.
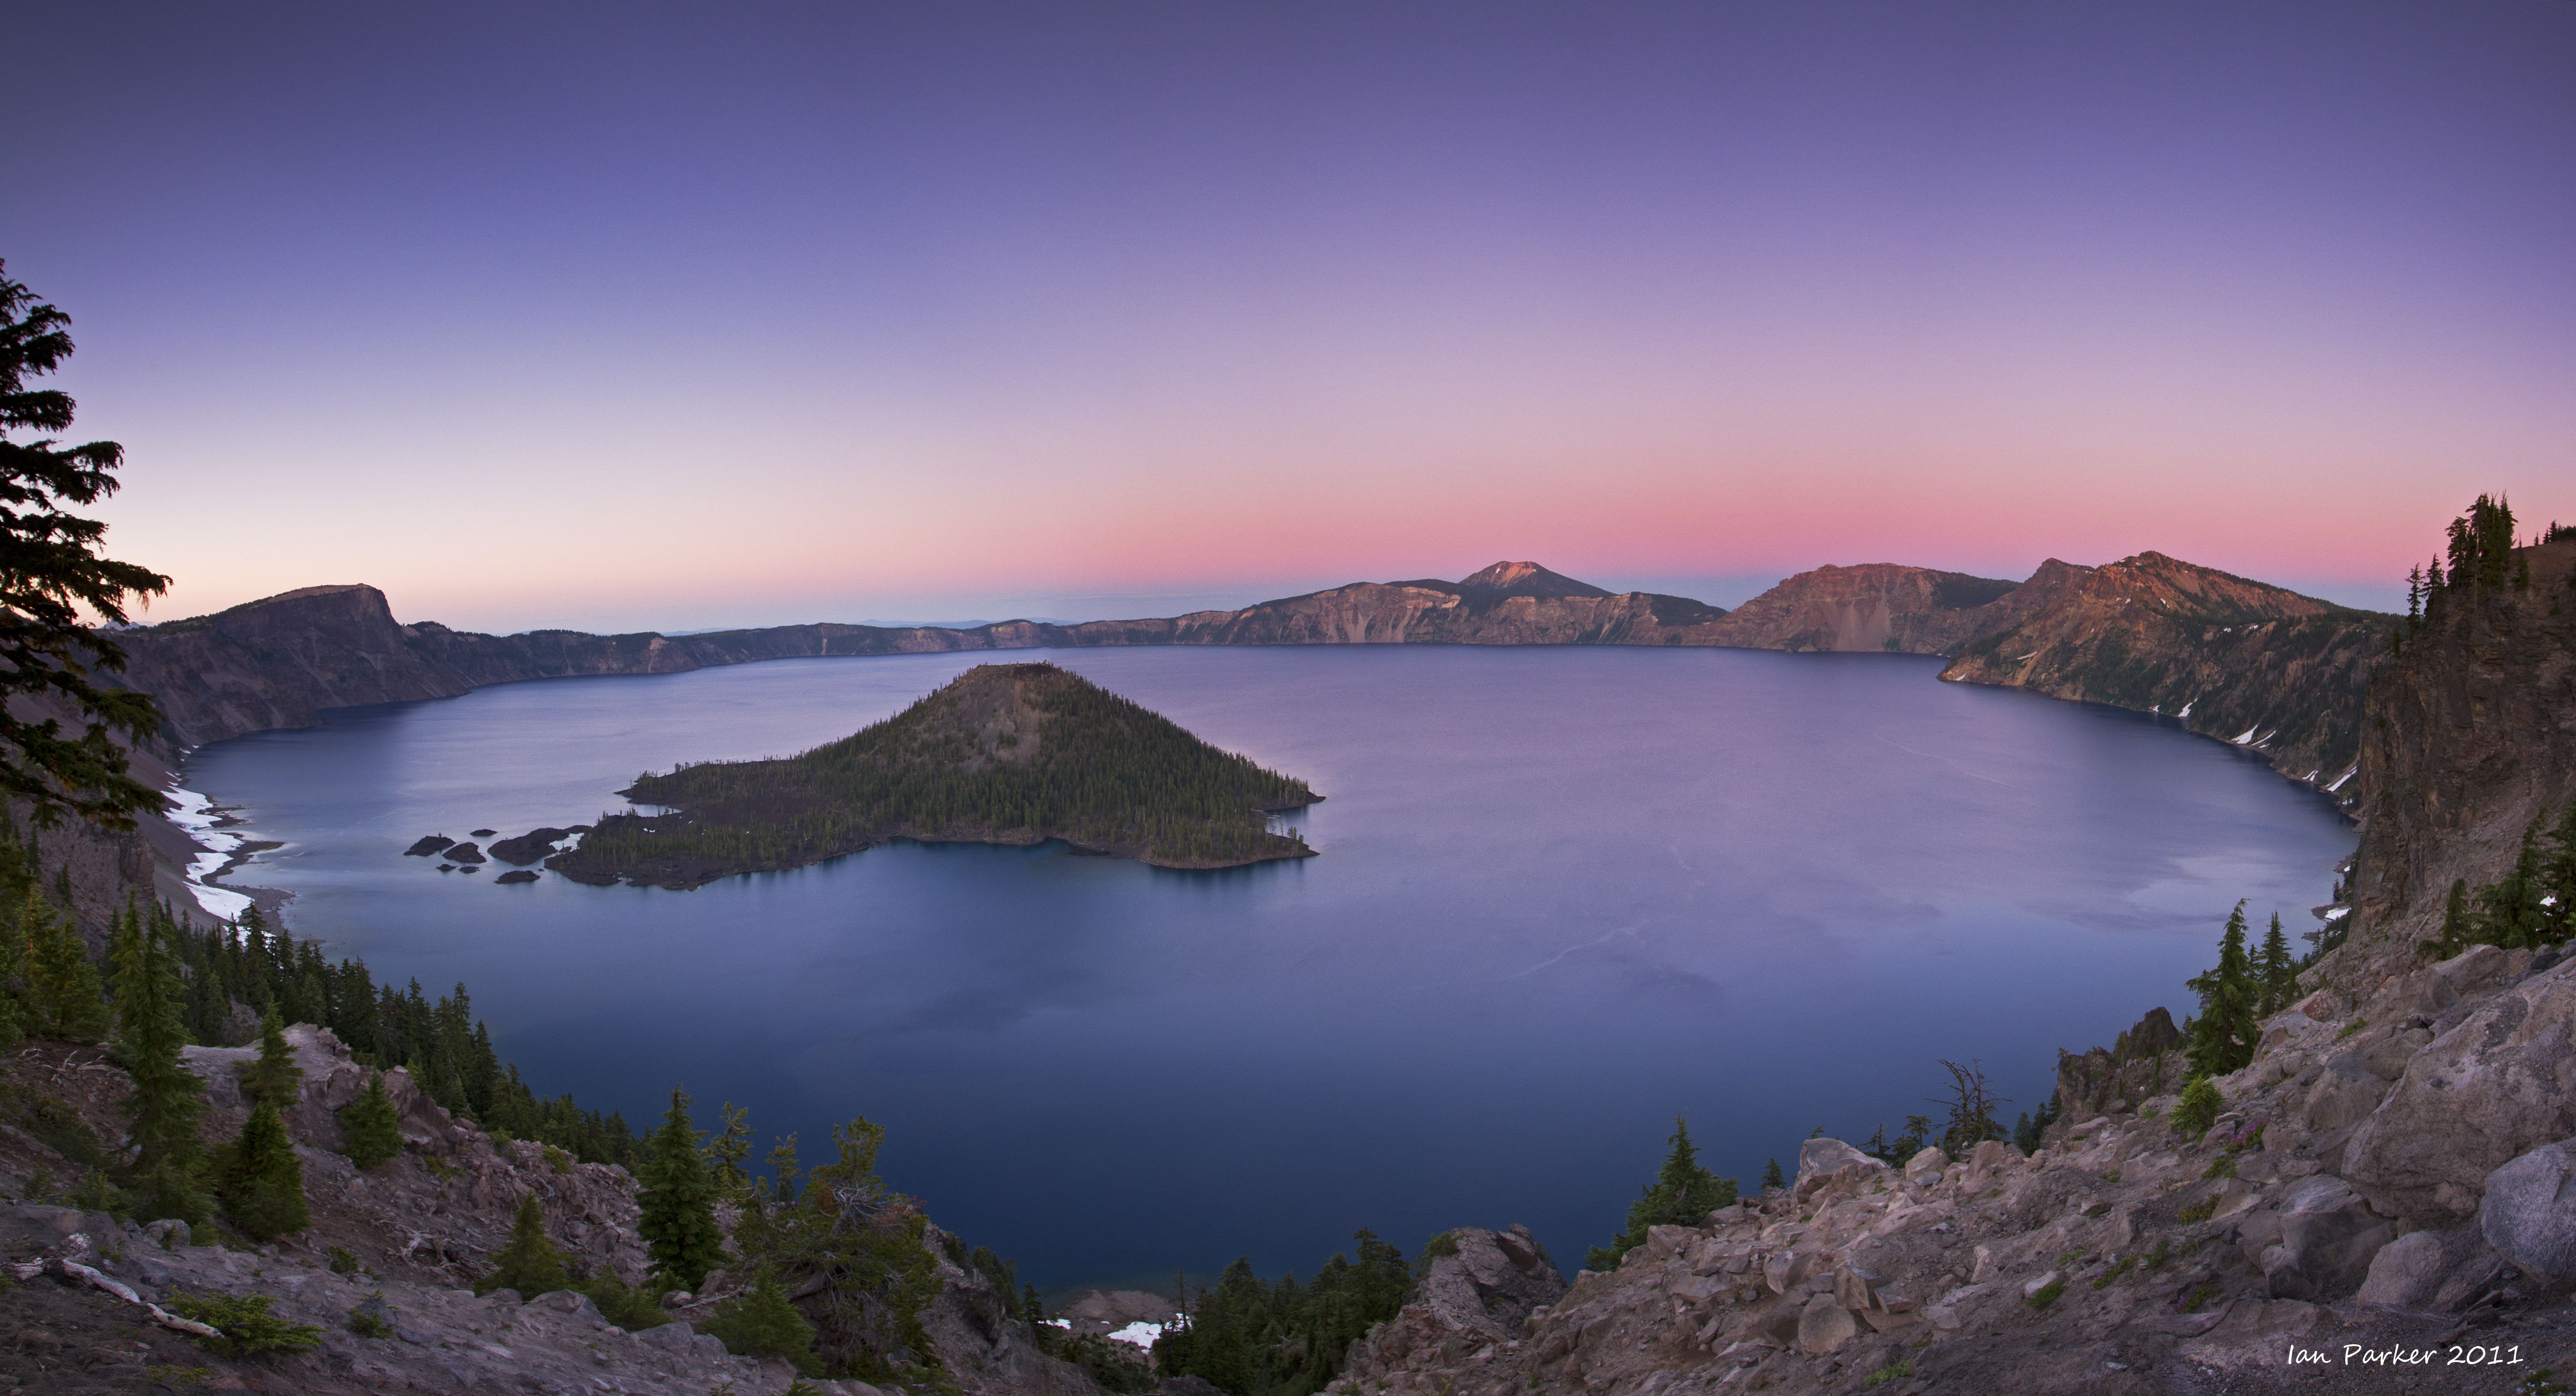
[2346,958,2576,1224]
[1794,1292,1856,1354]
[1903,1148,1949,1184]
[142,1219,191,1249]
[1410,1224,1567,1338]
[1159,1379,1228,1396]
[2359,1224,2505,1310]
[1793,1137,1888,1203]
[2480,1137,2576,1285]
[635,1320,700,1352]
[2260,1175,2395,1302]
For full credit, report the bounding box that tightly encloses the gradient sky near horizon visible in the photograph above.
[7,2,2573,633]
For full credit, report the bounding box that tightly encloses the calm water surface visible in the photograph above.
[182,646,2354,1285]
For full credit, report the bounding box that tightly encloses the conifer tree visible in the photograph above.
[2184,902,2258,1077]
[1021,1282,1046,1324]
[339,1069,403,1170]
[702,1101,754,1202]
[1586,1116,1737,1270]
[2426,877,2474,958]
[637,1087,724,1291]
[242,1005,303,1108]
[2254,913,2298,1015]
[702,1261,821,1374]
[478,1190,571,1297]
[2474,824,2551,950]
[115,915,208,1224]
[0,893,23,1049]
[1761,1157,1785,1193]
[2542,804,2576,945]
[216,1099,309,1241]
[21,889,108,1040]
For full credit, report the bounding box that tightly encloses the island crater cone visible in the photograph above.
[545,662,1321,889]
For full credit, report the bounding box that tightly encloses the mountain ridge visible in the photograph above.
[107,554,2388,804]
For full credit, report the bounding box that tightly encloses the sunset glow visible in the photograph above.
[9,2,2571,630]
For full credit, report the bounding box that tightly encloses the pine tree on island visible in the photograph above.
[339,1069,404,1170]
[638,1087,725,1292]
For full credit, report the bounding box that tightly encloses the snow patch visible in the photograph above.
[2177,701,2194,719]
[2232,727,2260,746]
[1107,1322,1165,1349]
[2325,767,2357,793]
[166,785,257,919]
[2322,907,2350,922]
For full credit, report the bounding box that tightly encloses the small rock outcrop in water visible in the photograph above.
[494,869,540,884]
[548,663,1323,889]
[444,841,486,863]
[487,827,572,865]
[403,834,454,856]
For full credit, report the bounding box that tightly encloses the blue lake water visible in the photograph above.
[181,645,2354,1286]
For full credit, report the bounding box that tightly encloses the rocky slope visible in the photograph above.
[0,1026,1091,1396]
[1699,563,2032,654]
[1302,537,2576,1396]
[1940,552,2393,797]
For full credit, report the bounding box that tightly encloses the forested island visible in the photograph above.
[546,662,1320,889]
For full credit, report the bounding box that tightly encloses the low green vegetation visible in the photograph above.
[166,1291,325,1358]
[1154,1232,1415,1396]
[2173,1078,2221,1138]
[554,663,1319,887]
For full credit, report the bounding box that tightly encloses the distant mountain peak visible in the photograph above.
[1456,561,1615,599]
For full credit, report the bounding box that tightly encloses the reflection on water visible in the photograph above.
[183,645,2354,1284]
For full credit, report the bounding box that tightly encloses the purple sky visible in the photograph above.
[8,2,2573,632]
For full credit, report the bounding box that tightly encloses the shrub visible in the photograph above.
[476,1191,569,1297]
[700,1263,820,1375]
[2173,1077,2222,1138]
[166,1291,325,1358]
[339,1070,403,1170]
[2025,1279,2065,1311]
[1864,1358,1914,1386]
[346,1306,392,1339]
[581,1270,670,1330]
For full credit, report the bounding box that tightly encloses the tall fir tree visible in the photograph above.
[114,913,208,1224]
[1761,1157,1785,1192]
[2542,803,2576,945]
[2254,912,2299,1014]
[339,1069,403,1170]
[2184,902,2259,1077]
[20,888,108,1041]
[242,1005,304,1108]
[637,1087,724,1291]
[2473,824,2552,950]
[216,1099,310,1241]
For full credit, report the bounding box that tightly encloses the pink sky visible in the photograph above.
[13,3,2572,633]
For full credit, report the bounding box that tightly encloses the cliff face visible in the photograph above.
[1937,552,2391,794]
[114,585,1048,751]
[2340,537,2576,967]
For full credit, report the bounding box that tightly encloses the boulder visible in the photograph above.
[1408,1225,1567,1338]
[2480,1138,2576,1286]
[2358,1225,2506,1311]
[2260,1175,2395,1301]
[446,841,487,864]
[1966,1140,2022,1181]
[1793,1293,1856,1354]
[403,835,455,857]
[495,870,540,884]
[2345,958,2576,1224]
[1903,1148,1949,1184]
[1792,1137,1888,1204]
